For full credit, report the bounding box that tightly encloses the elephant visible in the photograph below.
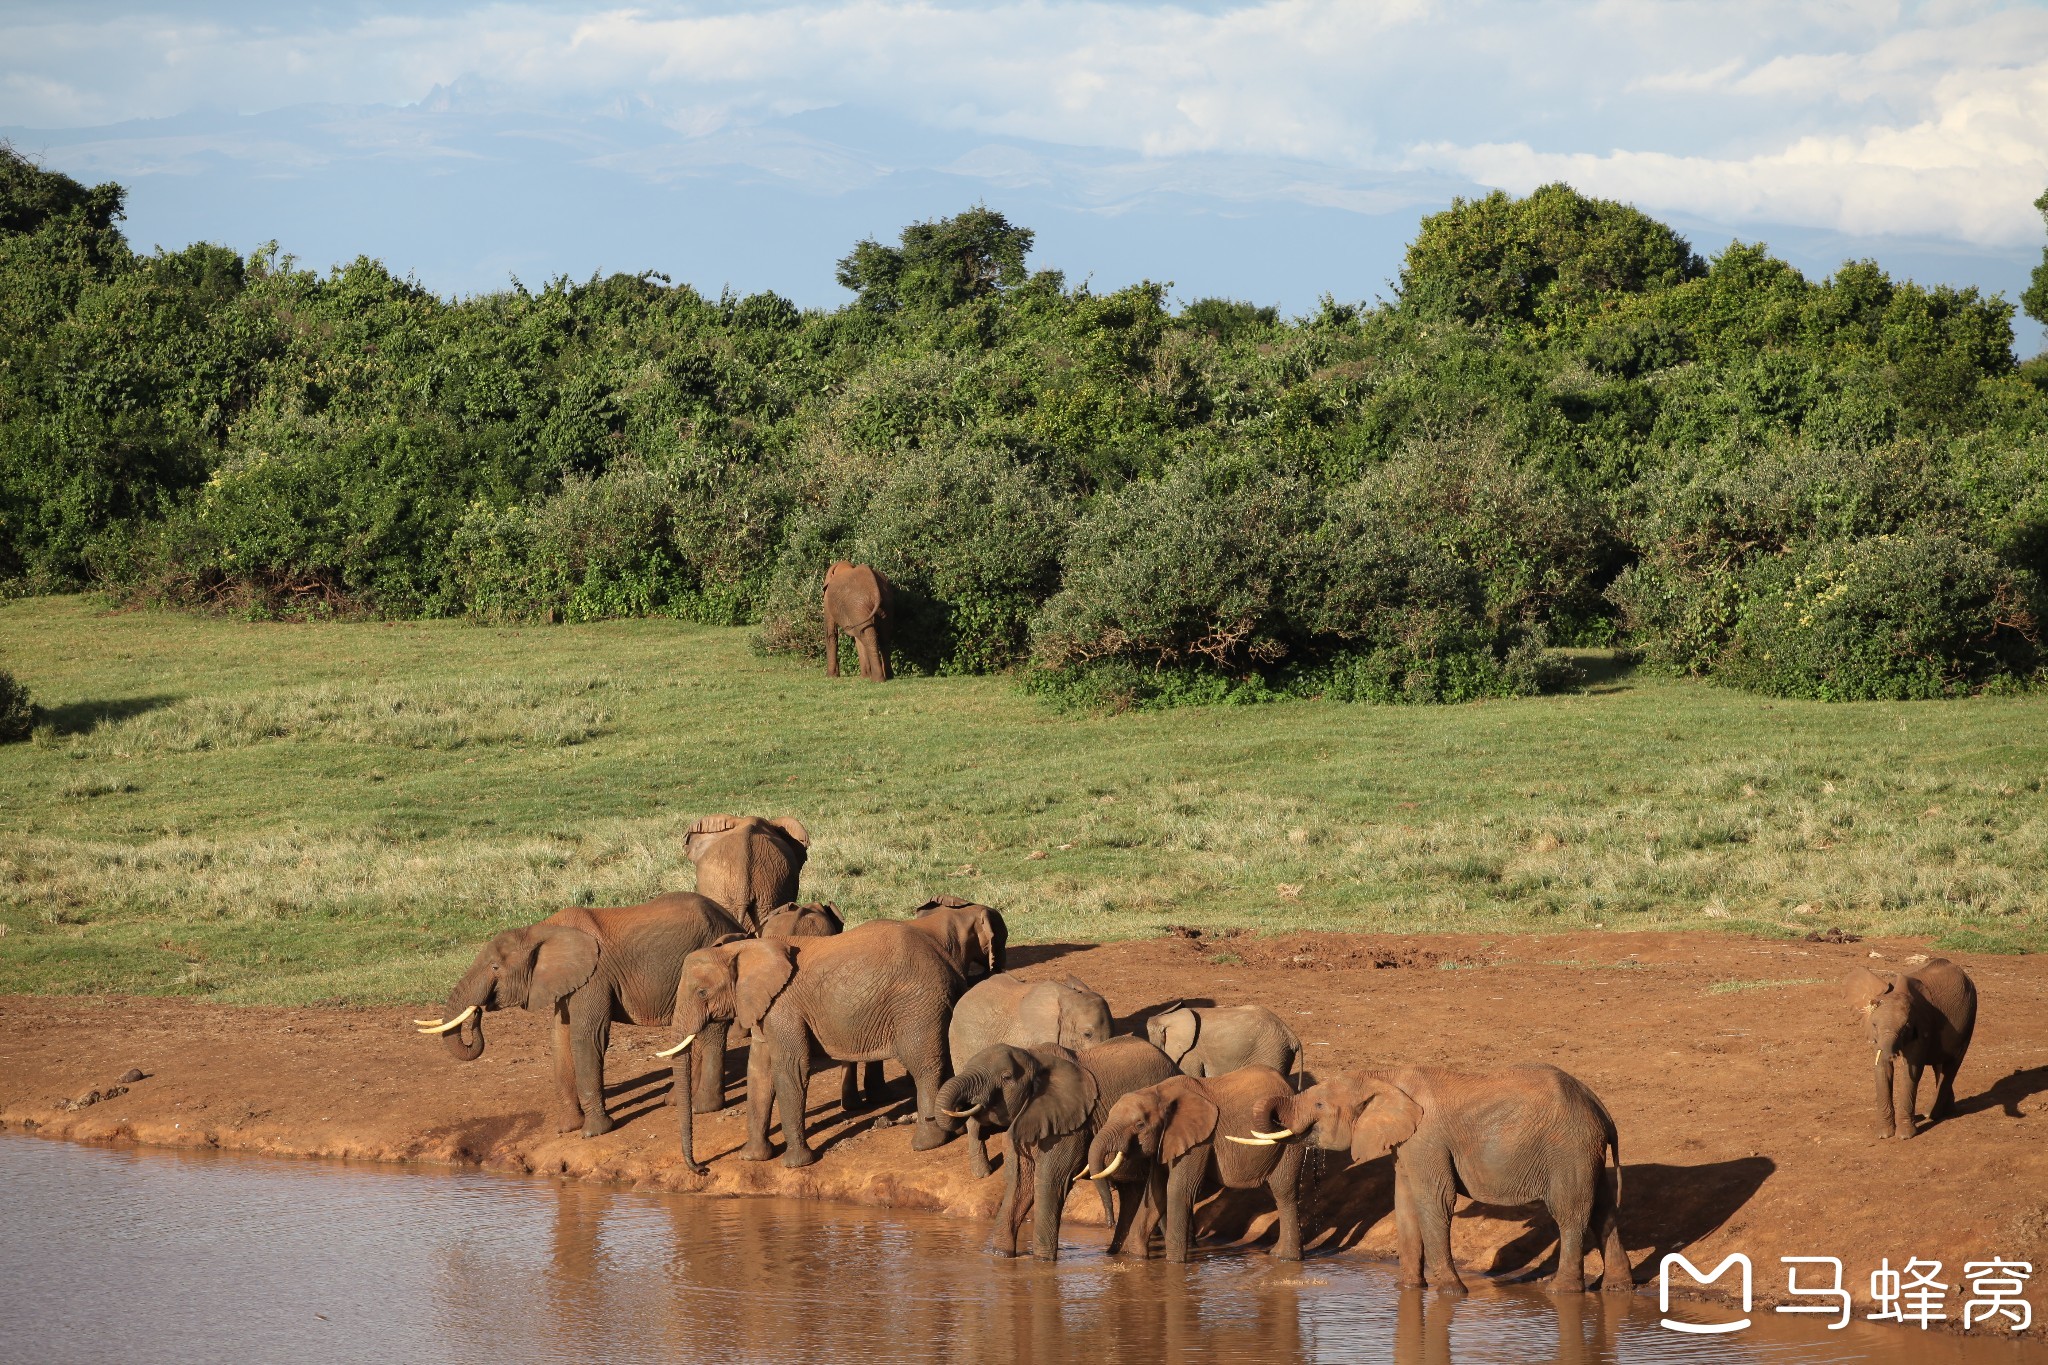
[1846,957,1977,1140]
[758,901,843,939]
[416,892,740,1138]
[1145,1002,1302,1084]
[1085,1067,1303,1264]
[935,1037,1180,1260]
[668,920,963,1171]
[1268,1064,1629,1293]
[683,814,809,932]
[909,894,1007,980]
[823,560,893,681]
[943,972,1117,1179]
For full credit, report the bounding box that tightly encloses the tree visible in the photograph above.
[0,142,124,239]
[1398,182,1703,329]
[835,206,1034,314]
[2023,188,2048,332]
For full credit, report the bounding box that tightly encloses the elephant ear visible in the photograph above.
[685,815,741,861]
[815,902,844,931]
[1845,966,1894,1015]
[1350,1080,1423,1163]
[733,940,798,1034]
[767,816,811,848]
[1012,1054,1094,1151]
[916,894,971,914]
[1153,1009,1199,1066]
[1159,1077,1220,1166]
[525,925,600,1012]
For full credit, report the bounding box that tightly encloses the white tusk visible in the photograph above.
[1875,1049,1884,1066]
[412,1018,444,1027]
[940,1102,984,1119]
[1251,1128,1294,1140]
[1224,1134,1277,1146]
[416,1006,477,1034]
[1093,1151,1123,1180]
[656,1034,696,1059]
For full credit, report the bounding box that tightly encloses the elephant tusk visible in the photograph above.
[412,1017,443,1027]
[656,1034,696,1059]
[1224,1134,1277,1146]
[940,1103,984,1119]
[1093,1151,1123,1180]
[1876,1049,1885,1066]
[415,1006,477,1035]
[1251,1127,1294,1140]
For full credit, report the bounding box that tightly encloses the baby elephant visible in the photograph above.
[1086,1066,1304,1264]
[1146,1002,1302,1084]
[1846,958,1977,1140]
[1269,1064,1628,1293]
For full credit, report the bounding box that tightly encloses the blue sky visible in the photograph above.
[5,1,2045,352]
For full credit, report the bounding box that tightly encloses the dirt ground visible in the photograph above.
[5,929,2046,1333]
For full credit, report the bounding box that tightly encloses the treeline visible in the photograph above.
[4,145,2047,705]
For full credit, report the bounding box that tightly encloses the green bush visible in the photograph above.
[0,668,31,743]
[1716,534,2039,699]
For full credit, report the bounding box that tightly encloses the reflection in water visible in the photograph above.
[0,1136,2032,1363]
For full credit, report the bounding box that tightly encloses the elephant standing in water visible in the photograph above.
[1086,1067,1304,1264]
[683,814,809,932]
[1846,958,1976,1139]
[1269,1064,1631,1292]
[937,1038,1180,1260]
[416,892,740,1138]
[823,561,893,681]
[668,921,963,1171]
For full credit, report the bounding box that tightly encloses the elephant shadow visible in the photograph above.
[601,1064,678,1130]
[1479,1156,1776,1283]
[1948,1064,2048,1121]
[1183,1149,1393,1255]
[34,694,179,736]
[1005,943,1094,971]
[1113,996,1216,1034]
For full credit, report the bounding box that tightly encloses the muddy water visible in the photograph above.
[0,1136,2031,1364]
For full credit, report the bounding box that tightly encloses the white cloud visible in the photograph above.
[3,1,2046,246]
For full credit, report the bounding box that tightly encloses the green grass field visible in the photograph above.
[2,595,2043,1005]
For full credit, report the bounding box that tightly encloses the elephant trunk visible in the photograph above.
[439,968,491,1062]
[936,1072,991,1131]
[675,1038,704,1174]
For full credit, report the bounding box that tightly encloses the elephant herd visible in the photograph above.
[413,812,1983,1292]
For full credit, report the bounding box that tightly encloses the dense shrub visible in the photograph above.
[0,668,31,742]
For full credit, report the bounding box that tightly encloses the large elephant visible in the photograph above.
[1846,958,1977,1139]
[943,972,1116,1178]
[1146,1002,1302,1083]
[758,901,881,1111]
[1269,1064,1629,1292]
[909,895,1007,980]
[823,560,893,681]
[415,892,740,1138]
[1085,1067,1303,1264]
[683,814,809,931]
[936,1037,1180,1260]
[668,920,962,1170]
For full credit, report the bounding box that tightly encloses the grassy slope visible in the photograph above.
[1,596,2042,1005]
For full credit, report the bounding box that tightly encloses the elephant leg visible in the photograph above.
[825,616,841,677]
[1106,1177,1144,1255]
[691,1021,730,1115]
[1032,1134,1087,1261]
[905,1044,952,1152]
[864,1060,887,1104]
[741,1036,778,1163]
[1407,1156,1466,1293]
[839,1064,864,1113]
[1392,1168,1426,1290]
[775,1046,818,1169]
[1874,1055,1898,1139]
[1594,1162,1632,1292]
[1896,1061,1923,1138]
[1094,1172,1115,1227]
[1931,1061,1960,1121]
[1137,1165,1167,1259]
[854,629,880,682]
[992,1144,1028,1257]
[1549,1189,1591,1293]
[1268,1145,1304,1261]
[967,1116,993,1180]
[550,1005,584,1134]
[1163,1152,1206,1264]
[572,1007,614,1139]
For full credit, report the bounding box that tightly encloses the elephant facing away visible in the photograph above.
[1846,958,1976,1139]
[684,814,809,932]
[669,920,964,1170]
[417,892,740,1138]
[936,1038,1180,1260]
[943,972,1116,1179]
[1271,1064,1630,1293]
[1086,1067,1304,1264]
[909,895,1007,980]
[1146,1003,1302,1084]
[823,561,893,681]
[758,902,843,939]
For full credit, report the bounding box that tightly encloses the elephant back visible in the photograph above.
[566,892,743,1025]
[683,814,810,930]
[1077,1037,1181,1125]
